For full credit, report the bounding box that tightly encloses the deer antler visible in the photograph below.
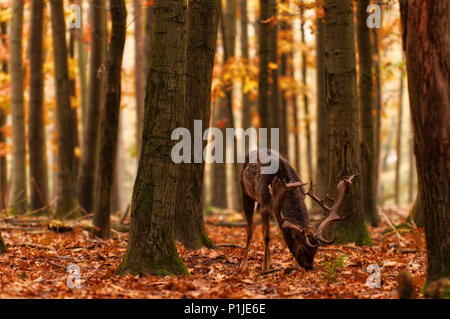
[268,176,308,223]
[304,182,332,211]
[312,174,359,244]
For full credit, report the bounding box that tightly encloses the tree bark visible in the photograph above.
[50,0,79,219]
[28,0,48,212]
[395,64,405,205]
[174,0,219,250]
[357,0,379,226]
[117,0,189,276]
[372,5,383,203]
[93,0,127,239]
[137,1,153,161]
[316,14,328,201]
[74,0,88,133]
[400,0,450,283]
[9,0,27,213]
[278,0,289,157]
[259,0,270,132]
[134,0,144,160]
[77,0,107,213]
[240,0,251,130]
[0,21,8,210]
[323,0,372,245]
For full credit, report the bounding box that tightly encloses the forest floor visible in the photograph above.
[0,205,426,299]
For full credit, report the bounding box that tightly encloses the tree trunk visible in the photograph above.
[315,14,328,201]
[137,1,153,161]
[407,194,424,228]
[278,0,289,157]
[74,0,88,133]
[372,6,383,203]
[323,0,372,245]
[395,64,405,205]
[240,0,251,130]
[93,0,127,239]
[357,0,379,226]
[9,0,27,214]
[50,0,79,219]
[259,0,270,132]
[269,0,279,141]
[400,0,450,283]
[117,0,189,276]
[0,231,6,254]
[300,0,313,182]
[28,0,48,212]
[408,129,415,203]
[77,0,107,213]
[174,0,219,250]
[134,0,144,159]
[0,21,8,210]
[69,3,80,179]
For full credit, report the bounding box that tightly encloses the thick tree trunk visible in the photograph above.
[316,15,327,201]
[357,0,379,226]
[117,0,189,276]
[174,0,219,250]
[400,0,450,283]
[77,0,107,213]
[0,22,8,210]
[9,0,27,213]
[50,0,79,219]
[323,0,372,245]
[93,0,127,239]
[28,0,48,212]
[395,65,405,205]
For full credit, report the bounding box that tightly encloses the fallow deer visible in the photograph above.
[239,149,358,271]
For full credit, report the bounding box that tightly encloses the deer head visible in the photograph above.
[268,174,358,270]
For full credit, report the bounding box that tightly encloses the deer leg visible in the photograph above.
[261,210,272,271]
[239,195,255,271]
